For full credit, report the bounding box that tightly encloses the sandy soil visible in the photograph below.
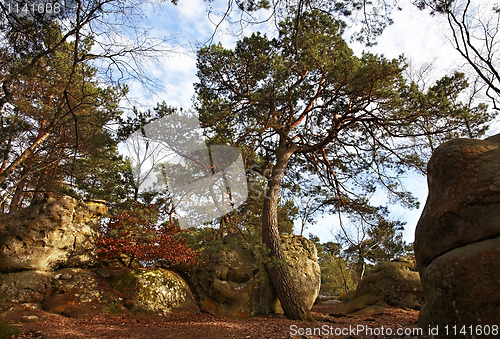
[6,303,420,338]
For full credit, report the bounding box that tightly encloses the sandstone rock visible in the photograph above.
[42,268,126,317]
[189,233,320,318]
[189,235,276,318]
[414,134,500,273]
[278,233,321,311]
[2,267,197,318]
[415,134,500,335]
[0,271,51,311]
[341,261,424,314]
[419,237,500,331]
[0,194,107,272]
[103,268,198,315]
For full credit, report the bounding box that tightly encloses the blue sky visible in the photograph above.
[123,0,499,244]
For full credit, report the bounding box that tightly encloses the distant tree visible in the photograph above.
[195,10,491,320]
[309,235,355,295]
[337,209,411,282]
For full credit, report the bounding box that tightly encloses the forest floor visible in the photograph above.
[5,303,420,338]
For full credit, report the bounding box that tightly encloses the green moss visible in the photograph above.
[0,321,20,339]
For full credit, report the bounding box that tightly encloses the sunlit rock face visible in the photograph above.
[0,194,107,272]
[414,134,500,334]
[189,233,320,318]
[339,260,424,315]
[279,233,321,311]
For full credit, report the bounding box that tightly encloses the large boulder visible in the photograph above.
[189,233,320,318]
[414,134,500,334]
[101,268,199,315]
[42,268,126,317]
[340,261,424,314]
[0,194,107,272]
[419,237,500,330]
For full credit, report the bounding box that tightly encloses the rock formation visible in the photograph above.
[0,194,198,318]
[0,194,107,272]
[189,233,320,318]
[340,260,424,314]
[0,268,198,317]
[414,134,500,334]
[100,268,198,315]
[278,233,322,311]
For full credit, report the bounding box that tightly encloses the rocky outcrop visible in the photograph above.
[414,134,500,334]
[0,194,107,272]
[340,261,424,314]
[42,268,126,317]
[0,194,199,319]
[0,268,198,317]
[0,270,52,310]
[189,233,320,318]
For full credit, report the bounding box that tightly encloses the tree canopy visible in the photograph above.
[195,9,492,320]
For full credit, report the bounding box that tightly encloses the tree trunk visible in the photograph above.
[261,144,314,321]
[337,258,350,294]
[0,128,50,188]
[9,159,32,212]
[356,255,366,282]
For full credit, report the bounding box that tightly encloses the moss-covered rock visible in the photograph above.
[279,233,321,311]
[1,267,197,318]
[102,268,198,315]
[189,237,277,318]
[42,268,126,317]
[340,261,424,314]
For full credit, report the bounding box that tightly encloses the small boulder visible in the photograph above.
[0,194,107,272]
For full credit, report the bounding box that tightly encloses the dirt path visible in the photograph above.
[7,304,420,338]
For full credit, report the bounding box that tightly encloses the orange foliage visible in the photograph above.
[97,206,196,267]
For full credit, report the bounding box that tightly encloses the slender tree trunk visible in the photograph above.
[337,258,350,294]
[261,144,314,321]
[356,254,366,282]
[9,158,32,212]
[0,127,50,187]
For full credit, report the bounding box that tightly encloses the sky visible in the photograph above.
[121,0,499,244]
